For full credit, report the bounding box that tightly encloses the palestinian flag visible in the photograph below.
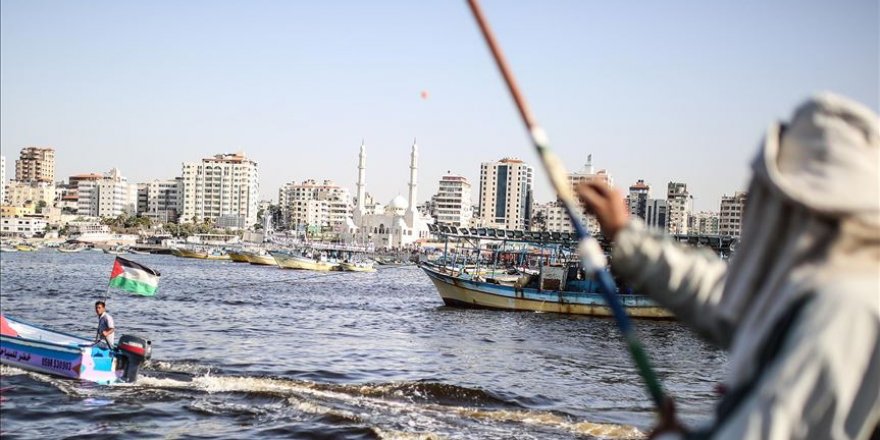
[109,257,161,296]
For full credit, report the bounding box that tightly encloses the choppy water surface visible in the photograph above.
[0,251,725,439]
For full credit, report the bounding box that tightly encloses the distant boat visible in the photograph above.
[271,251,339,271]
[15,244,36,252]
[1,315,152,385]
[57,245,86,253]
[103,247,127,255]
[227,251,251,263]
[171,247,229,260]
[128,249,150,255]
[245,251,277,267]
[339,260,376,272]
[0,245,18,253]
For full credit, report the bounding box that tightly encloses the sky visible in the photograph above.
[1,0,877,211]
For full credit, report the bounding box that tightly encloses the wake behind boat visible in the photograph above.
[0,315,151,385]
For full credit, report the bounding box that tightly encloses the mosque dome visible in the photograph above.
[388,195,409,211]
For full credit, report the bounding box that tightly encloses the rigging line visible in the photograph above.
[465,0,668,413]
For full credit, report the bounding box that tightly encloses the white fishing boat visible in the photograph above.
[339,260,376,272]
[245,251,277,266]
[58,244,87,253]
[271,251,339,271]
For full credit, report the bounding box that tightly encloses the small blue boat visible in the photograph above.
[0,315,151,385]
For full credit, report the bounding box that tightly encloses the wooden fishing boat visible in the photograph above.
[339,260,376,272]
[227,251,251,263]
[422,265,671,318]
[423,224,673,319]
[171,247,230,260]
[0,315,152,385]
[245,251,277,266]
[171,248,201,258]
[128,249,150,255]
[103,247,127,255]
[270,251,339,271]
[0,245,18,253]
[57,245,86,253]
[14,244,36,252]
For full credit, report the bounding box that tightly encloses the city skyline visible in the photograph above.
[2,1,877,211]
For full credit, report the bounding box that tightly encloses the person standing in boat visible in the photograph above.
[94,300,116,348]
[577,93,879,438]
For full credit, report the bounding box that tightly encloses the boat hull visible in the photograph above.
[339,262,376,272]
[227,251,251,263]
[422,266,673,319]
[1,316,127,384]
[271,252,338,271]
[247,254,277,266]
[172,248,229,260]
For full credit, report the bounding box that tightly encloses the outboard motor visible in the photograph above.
[115,334,152,383]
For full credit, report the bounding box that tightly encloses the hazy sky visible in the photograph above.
[1,0,877,211]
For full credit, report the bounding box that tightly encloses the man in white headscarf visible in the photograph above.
[577,92,879,439]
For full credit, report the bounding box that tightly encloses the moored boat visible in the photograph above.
[0,245,18,253]
[0,315,152,385]
[172,247,230,260]
[271,251,339,271]
[245,251,277,266]
[15,244,36,252]
[339,260,376,272]
[57,246,86,253]
[227,250,251,263]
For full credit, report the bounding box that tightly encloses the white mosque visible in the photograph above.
[347,140,434,249]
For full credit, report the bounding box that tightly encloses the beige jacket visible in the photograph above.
[611,94,879,439]
[613,221,879,439]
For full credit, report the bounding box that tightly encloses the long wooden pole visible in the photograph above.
[465,0,668,413]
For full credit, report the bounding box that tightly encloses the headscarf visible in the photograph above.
[717,92,880,385]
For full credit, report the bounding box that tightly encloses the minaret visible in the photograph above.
[356,140,367,215]
[406,139,418,217]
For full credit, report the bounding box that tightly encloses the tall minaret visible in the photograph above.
[406,139,418,217]
[586,154,594,174]
[356,140,367,215]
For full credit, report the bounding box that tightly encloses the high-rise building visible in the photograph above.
[0,155,6,204]
[77,168,138,218]
[531,156,610,234]
[689,211,720,235]
[279,179,352,231]
[5,181,55,209]
[645,199,668,231]
[477,158,534,230]
[666,182,691,235]
[430,173,472,227]
[180,152,259,229]
[137,178,183,223]
[720,191,747,238]
[627,179,651,220]
[15,147,55,183]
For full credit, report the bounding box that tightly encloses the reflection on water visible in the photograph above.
[0,251,724,438]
